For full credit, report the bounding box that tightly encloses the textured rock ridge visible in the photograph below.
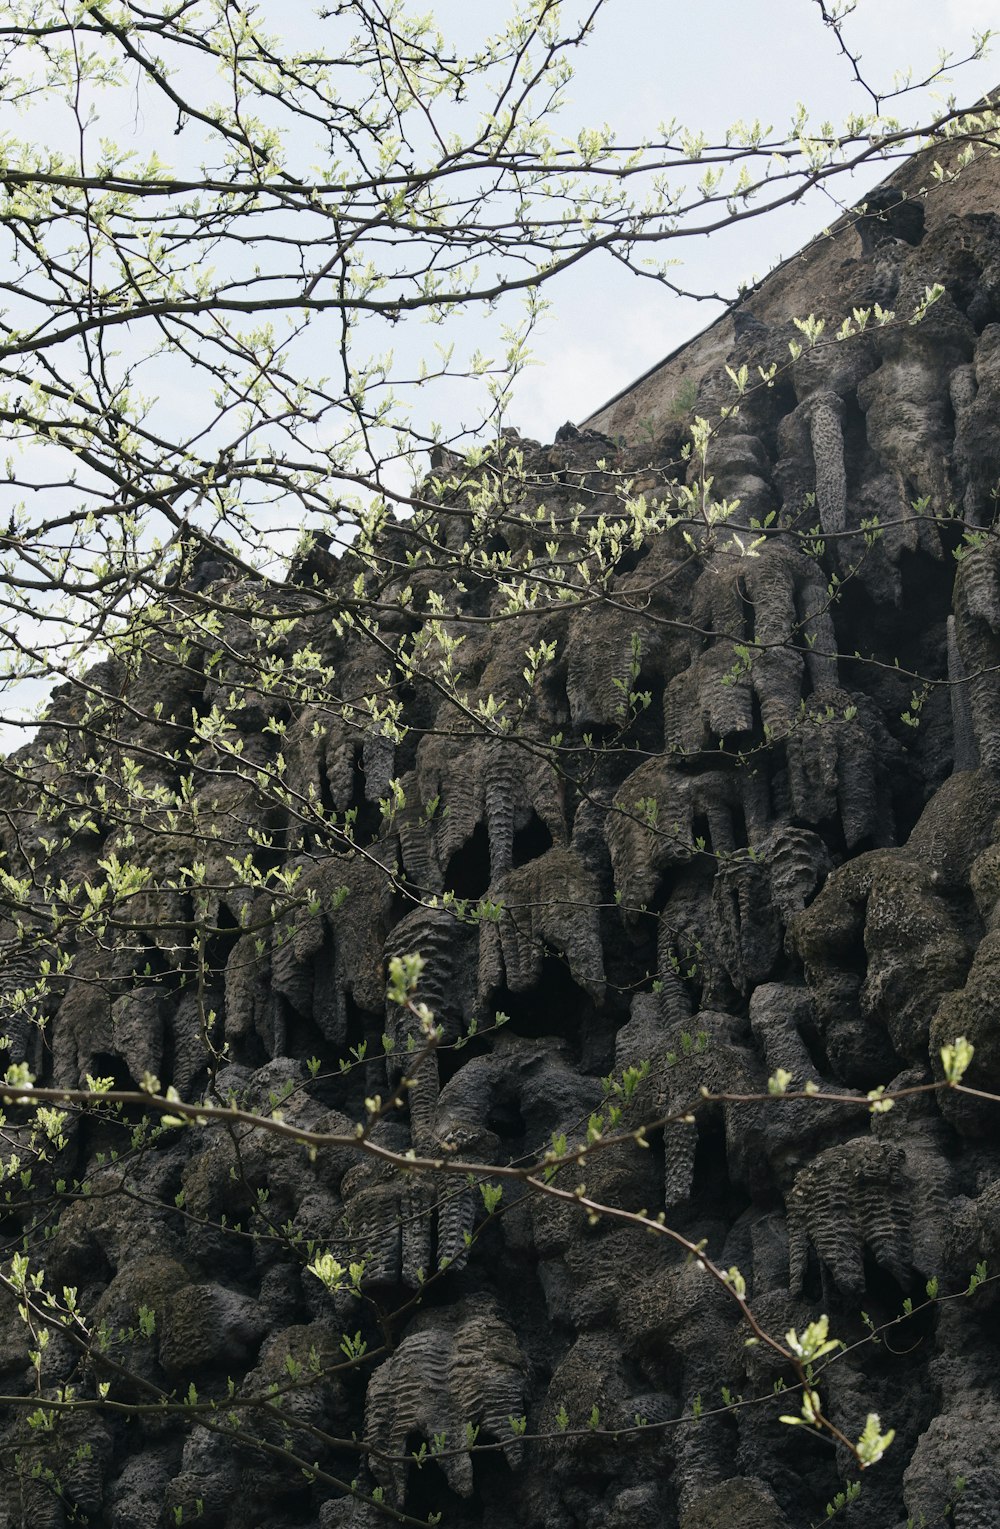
[4,162,1000,1529]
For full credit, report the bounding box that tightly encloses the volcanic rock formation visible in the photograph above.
[3,149,1000,1529]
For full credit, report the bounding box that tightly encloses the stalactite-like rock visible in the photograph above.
[14,156,1000,1529]
[364,1299,526,1505]
[479,844,605,1004]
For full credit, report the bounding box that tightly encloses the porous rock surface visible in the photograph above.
[4,177,1000,1529]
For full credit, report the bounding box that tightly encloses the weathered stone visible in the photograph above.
[8,138,1000,1529]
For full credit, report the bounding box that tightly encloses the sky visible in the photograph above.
[0,0,996,743]
[3,0,997,467]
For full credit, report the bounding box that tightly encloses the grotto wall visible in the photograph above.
[4,155,1000,1529]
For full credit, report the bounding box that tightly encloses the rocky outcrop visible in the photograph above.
[6,164,1000,1529]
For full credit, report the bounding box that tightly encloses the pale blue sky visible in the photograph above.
[0,0,996,744]
[2,0,995,464]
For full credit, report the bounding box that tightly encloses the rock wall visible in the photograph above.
[2,188,1000,1529]
[584,129,1000,444]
